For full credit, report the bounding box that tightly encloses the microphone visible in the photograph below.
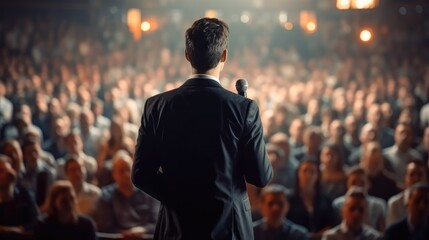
[235,79,248,98]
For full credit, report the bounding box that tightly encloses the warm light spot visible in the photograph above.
[360,29,372,42]
[141,21,151,32]
[284,22,293,30]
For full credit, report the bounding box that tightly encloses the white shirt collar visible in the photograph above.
[190,74,220,83]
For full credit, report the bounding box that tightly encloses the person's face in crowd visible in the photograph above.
[298,162,318,189]
[262,110,275,135]
[344,115,358,135]
[380,102,393,124]
[55,189,77,215]
[320,146,339,171]
[1,141,23,173]
[347,172,369,191]
[20,104,32,125]
[269,135,290,159]
[307,98,319,116]
[113,158,133,189]
[394,124,412,149]
[405,162,427,188]
[0,160,16,189]
[366,104,382,126]
[407,188,429,224]
[54,116,70,138]
[66,160,85,185]
[110,120,124,142]
[35,92,49,113]
[342,196,367,231]
[423,127,429,150]
[65,133,83,154]
[352,99,365,119]
[267,149,282,170]
[360,124,378,144]
[329,120,345,141]
[304,132,322,150]
[23,142,40,170]
[79,111,94,133]
[261,193,289,226]
[48,98,63,117]
[362,142,383,175]
[333,94,347,113]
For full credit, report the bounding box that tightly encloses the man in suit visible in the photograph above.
[132,17,273,240]
[384,182,429,240]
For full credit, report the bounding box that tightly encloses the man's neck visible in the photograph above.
[192,68,220,80]
[265,218,284,229]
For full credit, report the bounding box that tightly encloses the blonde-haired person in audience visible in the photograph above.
[36,180,96,240]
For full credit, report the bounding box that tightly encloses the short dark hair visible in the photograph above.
[261,184,290,201]
[185,18,229,72]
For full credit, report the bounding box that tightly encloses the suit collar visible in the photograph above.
[182,77,223,88]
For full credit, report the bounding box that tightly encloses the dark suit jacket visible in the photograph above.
[132,77,273,240]
[384,217,429,240]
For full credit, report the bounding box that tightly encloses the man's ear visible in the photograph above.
[185,49,190,62]
[220,49,228,63]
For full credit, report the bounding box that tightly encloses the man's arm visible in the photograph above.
[132,100,165,201]
[241,100,273,187]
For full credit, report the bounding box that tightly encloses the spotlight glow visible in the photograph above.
[141,21,151,32]
[360,29,372,42]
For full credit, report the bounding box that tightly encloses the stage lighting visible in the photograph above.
[337,0,351,10]
[205,10,218,18]
[279,11,288,24]
[359,29,372,42]
[284,22,293,30]
[141,21,151,32]
[240,12,250,24]
[300,11,317,34]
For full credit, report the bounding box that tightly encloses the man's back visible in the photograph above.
[133,78,272,239]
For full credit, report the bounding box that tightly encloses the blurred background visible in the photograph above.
[1,0,429,240]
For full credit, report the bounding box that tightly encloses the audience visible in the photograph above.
[0,155,39,237]
[64,156,101,217]
[286,159,337,239]
[0,7,428,238]
[253,184,308,240]
[383,182,429,240]
[332,167,386,232]
[96,151,159,237]
[319,143,347,200]
[322,187,382,240]
[35,180,97,240]
[386,160,428,226]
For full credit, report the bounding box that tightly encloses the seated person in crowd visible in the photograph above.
[1,140,24,177]
[384,182,429,240]
[35,180,97,240]
[96,151,159,237]
[78,109,102,159]
[294,126,323,163]
[359,141,400,202]
[319,143,347,200]
[21,138,56,206]
[386,160,428,226]
[0,155,39,237]
[64,156,101,217]
[56,130,97,182]
[383,122,423,185]
[332,167,386,232]
[268,132,300,190]
[253,184,308,240]
[322,187,382,240]
[286,159,337,239]
[21,126,56,168]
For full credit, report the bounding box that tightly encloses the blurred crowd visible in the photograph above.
[1,12,429,240]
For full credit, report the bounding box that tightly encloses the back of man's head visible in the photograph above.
[185,18,229,72]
